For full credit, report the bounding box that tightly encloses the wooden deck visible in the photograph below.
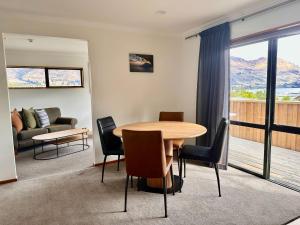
[229,136,300,190]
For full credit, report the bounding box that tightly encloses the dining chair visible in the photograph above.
[97,116,124,182]
[159,111,186,176]
[179,118,229,197]
[122,130,175,218]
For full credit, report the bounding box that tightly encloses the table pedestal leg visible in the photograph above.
[147,140,173,189]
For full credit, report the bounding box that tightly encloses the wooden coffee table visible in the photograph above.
[32,128,89,160]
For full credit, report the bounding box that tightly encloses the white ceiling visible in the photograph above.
[0,0,283,34]
[3,33,88,54]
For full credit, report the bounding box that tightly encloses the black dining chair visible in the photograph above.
[179,118,229,197]
[97,116,124,182]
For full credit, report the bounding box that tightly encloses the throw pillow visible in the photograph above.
[34,109,50,128]
[22,107,37,129]
[11,109,23,133]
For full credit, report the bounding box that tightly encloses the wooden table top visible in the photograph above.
[113,121,206,140]
[32,128,89,141]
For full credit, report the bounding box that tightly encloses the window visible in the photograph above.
[230,41,268,125]
[6,67,46,88]
[274,34,300,127]
[6,67,83,89]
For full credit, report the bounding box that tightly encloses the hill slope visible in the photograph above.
[230,56,300,89]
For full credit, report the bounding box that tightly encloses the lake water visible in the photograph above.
[250,88,300,97]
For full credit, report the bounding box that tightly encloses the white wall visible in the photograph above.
[5,49,92,129]
[0,38,17,181]
[0,12,183,181]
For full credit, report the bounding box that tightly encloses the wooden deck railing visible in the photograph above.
[230,99,300,152]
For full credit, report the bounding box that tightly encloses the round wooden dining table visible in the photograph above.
[113,121,207,193]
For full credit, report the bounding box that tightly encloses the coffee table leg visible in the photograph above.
[56,138,59,157]
[82,133,84,151]
[33,140,36,159]
[85,132,88,146]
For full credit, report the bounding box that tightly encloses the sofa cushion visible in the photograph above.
[11,109,23,133]
[22,107,37,129]
[34,109,50,128]
[44,108,61,124]
[46,124,72,133]
[18,128,48,140]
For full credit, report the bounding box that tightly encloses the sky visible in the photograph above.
[230,34,300,66]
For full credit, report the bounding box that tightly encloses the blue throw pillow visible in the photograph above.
[34,109,50,128]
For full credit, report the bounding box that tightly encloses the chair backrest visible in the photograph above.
[159,112,184,122]
[211,118,229,163]
[122,130,167,178]
[97,116,122,155]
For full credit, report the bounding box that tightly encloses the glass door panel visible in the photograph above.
[230,41,268,124]
[270,131,300,189]
[229,125,265,174]
[275,34,300,127]
[229,41,269,175]
[271,34,300,189]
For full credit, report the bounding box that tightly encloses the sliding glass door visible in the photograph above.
[229,41,268,175]
[229,30,300,191]
[270,34,300,190]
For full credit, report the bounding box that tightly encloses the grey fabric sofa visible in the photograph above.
[12,107,77,152]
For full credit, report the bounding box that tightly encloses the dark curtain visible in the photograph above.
[196,22,230,169]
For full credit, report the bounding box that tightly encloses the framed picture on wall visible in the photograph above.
[6,67,47,88]
[6,66,83,89]
[129,54,154,73]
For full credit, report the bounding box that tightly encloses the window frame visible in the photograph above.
[6,66,84,89]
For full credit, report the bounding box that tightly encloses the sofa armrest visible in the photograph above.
[56,117,78,128]
[12,127,18,151]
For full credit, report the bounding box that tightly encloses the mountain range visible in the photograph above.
[230,56,300,89]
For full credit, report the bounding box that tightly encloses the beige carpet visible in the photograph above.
[0,162,299,225]
[15,138,94,180]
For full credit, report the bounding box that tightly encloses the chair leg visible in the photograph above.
[162,176,168,218]
[184,159,186,178]
[214,163,221,197]
[130,176,133,188]
[117,155,120,171]
[179,158,183,192]
[101,155,107,183]
[176,149,180,169]
[170,165,175,195]
[137,177,140,191]
[124,174,129,212]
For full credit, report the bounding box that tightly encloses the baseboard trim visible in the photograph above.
[94,158,125,167]
[0,178,17,185]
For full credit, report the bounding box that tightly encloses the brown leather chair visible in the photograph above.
[122,130,174,218]
[159,112,186,176]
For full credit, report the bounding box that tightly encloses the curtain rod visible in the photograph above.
[185,0,297,40]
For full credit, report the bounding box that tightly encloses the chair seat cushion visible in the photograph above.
[179,145,211,162]
[173,139,184,149]
[18,128,48,140]
[46,124,72,133]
